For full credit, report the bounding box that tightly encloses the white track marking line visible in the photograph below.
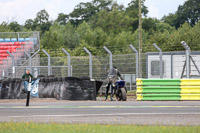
[3,113,200,118]
[1,105,200,108]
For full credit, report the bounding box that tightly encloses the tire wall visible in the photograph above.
[0,77,103,100]
[0,79,26,99]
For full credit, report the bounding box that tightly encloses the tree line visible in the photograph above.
[0,0,200,56]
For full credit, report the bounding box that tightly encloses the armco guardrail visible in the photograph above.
[136,79,200,101]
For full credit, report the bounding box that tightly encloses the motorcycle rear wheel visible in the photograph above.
[116,93,122,101]
[121,87,127,101]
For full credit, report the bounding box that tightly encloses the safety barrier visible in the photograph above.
[0,77,103,100]
[136,79,200,100]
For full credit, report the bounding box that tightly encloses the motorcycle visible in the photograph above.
[115,80,127,101]
[106,67,127,101]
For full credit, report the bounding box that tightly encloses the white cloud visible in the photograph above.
[145,0,187,19]
[146,4,159,18]
[0,0,48,23]
[44,0,63,21]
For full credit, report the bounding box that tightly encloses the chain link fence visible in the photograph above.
[2,41,200,93]
[12,53,138,92]
[0,32,40,79]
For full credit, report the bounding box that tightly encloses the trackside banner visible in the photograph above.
[24,79,40,97]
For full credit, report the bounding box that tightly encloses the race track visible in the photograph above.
[0,100,200,125]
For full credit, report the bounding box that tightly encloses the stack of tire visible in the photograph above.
[0,76,103,100]
[0,78,26,99]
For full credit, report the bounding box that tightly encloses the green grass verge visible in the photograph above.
[0,123,200,133]
[127,90,136,95]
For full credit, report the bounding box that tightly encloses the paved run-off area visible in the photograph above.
[0,99,200,126]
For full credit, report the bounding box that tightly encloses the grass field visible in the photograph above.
[0,123,200,133]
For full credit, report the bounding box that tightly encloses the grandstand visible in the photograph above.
[0,32,40,79]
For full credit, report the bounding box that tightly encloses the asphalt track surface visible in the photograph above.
[0,100,200,125]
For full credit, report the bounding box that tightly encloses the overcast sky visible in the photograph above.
[0,0,187,24]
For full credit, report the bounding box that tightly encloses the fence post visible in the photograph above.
[181,41,190,78]
[84,47,93,79]
[3,60,9,77]
[2,69,5,79]
[1,61,5,79]
[42,49,51,76]
[153,43,163,79]
[17,32,20,40]
[62,48,71,77]
[103,46,113,69]
[130,44,139,78]
[24,52,32,74]
[7,51,15,78]
[37,32,40,49]
[2,62,7,79]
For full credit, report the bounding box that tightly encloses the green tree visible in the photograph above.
[8,21,21,32]
[72,42,99,56]
[92,27,107,47]
[104,31,134,54]
[91,8,134,34]
[35,9,52,33]
[39,21,52,34]
[146,30,172,52]
[0,22,11,32]
[35,9,49,24]
[154,22,175,33]
[162,13,177,28]
[92,0,113,11]
[176,0,200,27]
[125,0,148,31]
[69,0,113,26]
[142,18,159,34]
[162,0,200,28]
[146,22,200,52]
[40,30,60,49]
[24,19,35,30]
[126,0,148,17]
[168,23,197,50]
[25,9,52,33]
[56,13,69,25]
[132,29,148,51]
[76,22,96,46]
[40,22,79,50]
[142,18,175,34]
[62,23,79,48]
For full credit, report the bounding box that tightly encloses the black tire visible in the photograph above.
[79,76,90,80]
[121,88,127,101]
[116,90,122,101]
[37,75,45,78]
[116,94,121,101]
[47,75,55,78]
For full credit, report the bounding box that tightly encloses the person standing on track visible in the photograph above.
[22,69,33,79]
